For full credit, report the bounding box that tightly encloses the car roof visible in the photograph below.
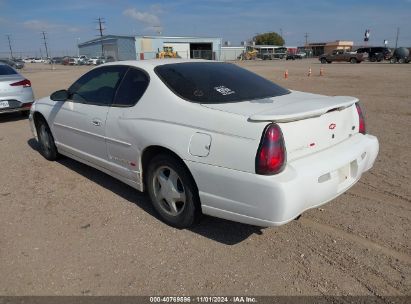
[102,58,213,70]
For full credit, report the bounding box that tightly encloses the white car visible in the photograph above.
[87,57,99,65]
[0,63,34,115]
[29,59,379,228]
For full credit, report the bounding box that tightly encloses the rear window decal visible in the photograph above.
[214,86,235,96]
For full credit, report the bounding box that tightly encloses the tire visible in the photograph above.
[350,58,357,64]
[320,58,327,64]
[369,57,376,62]
[390,57,397,64]
[398,58,405,64]
[36,118,58,161]
[146,154,201,228]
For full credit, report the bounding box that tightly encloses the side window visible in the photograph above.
[68,66,127,106]
[112,68,149,107]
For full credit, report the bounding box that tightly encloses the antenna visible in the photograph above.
[6,34,14,58]
[41,31,50,59]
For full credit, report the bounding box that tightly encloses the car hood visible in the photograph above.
[200,91,358,123]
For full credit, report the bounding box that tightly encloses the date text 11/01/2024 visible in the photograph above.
[149,296,257,303]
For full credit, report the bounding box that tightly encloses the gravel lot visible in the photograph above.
[0,60,410,298]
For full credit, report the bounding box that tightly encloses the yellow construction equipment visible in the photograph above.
[157,46,178,59]
[239,48,258,60]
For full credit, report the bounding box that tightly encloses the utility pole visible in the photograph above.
[304,32,309,46]
[76,38,80,57]
[394,27,400,49]
[95,17,106,57]
[280,28,284,44]
[6,35,14,58]
[41,31,49,59]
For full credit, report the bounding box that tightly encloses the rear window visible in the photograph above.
[154,62,290,103]
[0,65,17,75]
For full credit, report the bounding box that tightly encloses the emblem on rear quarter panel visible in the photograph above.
[329,123,336,130]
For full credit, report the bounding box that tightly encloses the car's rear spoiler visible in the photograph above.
[248,96,358,123]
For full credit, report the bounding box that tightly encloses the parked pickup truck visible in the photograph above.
[319,49,367,64]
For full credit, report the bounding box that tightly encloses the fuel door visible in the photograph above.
[189,132,212,157]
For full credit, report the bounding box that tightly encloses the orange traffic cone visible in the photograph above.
[320,68,324,76]
[308,67,312,77]
[284,69,288,79]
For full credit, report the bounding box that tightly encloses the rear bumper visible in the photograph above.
[0,100,33,114]
[187,134,379,227]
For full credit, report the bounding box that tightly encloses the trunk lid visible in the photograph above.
[201,91,357,122]
[0,75,25,99]
[201,91,360,160]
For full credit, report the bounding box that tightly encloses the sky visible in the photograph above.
[1,0,410,57]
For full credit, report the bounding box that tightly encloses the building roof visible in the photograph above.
[138,35,221,40]
[79,34,222,47]
[307,40,353,47]
[78,35,134,46]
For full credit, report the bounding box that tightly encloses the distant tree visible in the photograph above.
[253,32,285,46]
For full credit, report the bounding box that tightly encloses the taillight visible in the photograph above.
[22,102,33,108]
[355,103,366,134]
[10,79,31,87]
[256,123,286,175]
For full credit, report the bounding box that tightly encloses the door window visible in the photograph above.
[113,68,149,107]
[68,66,127,106]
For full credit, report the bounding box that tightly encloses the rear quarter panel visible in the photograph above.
[111,74,268,175]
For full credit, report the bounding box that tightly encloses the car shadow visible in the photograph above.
[27,138,263,245]
[0,112,28,123]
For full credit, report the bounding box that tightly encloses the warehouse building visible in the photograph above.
[78,35,222,61]
[78,35,136,60]
[305,40,354,56]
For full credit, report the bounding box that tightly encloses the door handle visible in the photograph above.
[91,119,102,126]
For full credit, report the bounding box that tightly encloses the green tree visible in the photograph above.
[254,32,285,46]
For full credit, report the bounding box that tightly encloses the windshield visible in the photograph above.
[154,62,290,103]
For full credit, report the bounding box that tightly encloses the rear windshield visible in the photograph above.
[155,62,290,103]
[0,65,17,75]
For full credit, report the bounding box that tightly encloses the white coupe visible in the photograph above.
[29,59,379,228]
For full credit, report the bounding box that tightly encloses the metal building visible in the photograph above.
[78,35,136,60]
[78,35,222,61]
[305,40,354,56]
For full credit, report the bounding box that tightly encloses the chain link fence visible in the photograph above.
[136,50,216,60]
[0,50,78,60]
[1,49,315,62]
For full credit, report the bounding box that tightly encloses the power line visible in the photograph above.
[41,31,49,58]
[6,34,14,58]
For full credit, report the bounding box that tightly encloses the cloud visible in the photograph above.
[22,19,82,34]
[23,20,60,31]
[67,27,81,33]
[123,7,161,27]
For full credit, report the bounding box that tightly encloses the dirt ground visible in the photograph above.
[0,60,410,299]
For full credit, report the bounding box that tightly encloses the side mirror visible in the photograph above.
[50,89,69,102]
